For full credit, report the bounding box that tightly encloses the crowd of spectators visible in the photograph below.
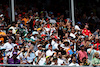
[0,0,100,66]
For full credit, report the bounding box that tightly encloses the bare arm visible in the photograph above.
[36,52,45,64]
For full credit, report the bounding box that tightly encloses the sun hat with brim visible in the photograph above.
[63,40,69,44]
[37,44,42,47]
[0,47,6,50]
[32,31,38,35]
[35,19,40,22]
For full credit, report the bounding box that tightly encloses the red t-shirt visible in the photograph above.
[47,24,50,28]
[0,57,3,64]
[93,43,100,51]
[82,28,91,36]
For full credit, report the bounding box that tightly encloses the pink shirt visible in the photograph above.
[78,50,88,61]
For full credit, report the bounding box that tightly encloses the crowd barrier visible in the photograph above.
[0,64,98,67]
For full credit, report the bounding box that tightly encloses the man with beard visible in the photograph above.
[57,51,65,65]
[68,44,76,57]
[78,45,88,63]
[69,55,79,66]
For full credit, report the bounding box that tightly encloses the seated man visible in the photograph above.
[7,52,20,64]
[69,55,79,66]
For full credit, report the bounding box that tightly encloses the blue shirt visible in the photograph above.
[25,52,35,61]
[68,49,76,55]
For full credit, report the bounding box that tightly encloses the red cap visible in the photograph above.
[46,18,49,21]
[54,36,58,39]
[49,44,52,47]
[18,14,22,17]
[65,19,67,22]
[57,17,60,20]
[41,34,46,37]
[57,13,60,16]
[23,12,25,15]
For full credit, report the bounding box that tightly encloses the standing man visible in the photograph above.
[3,37,15,57]
[78,45,88,63]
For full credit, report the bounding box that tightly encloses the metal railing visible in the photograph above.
[0,64,97,67]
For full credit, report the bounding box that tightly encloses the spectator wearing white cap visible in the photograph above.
[35,44,43,56]
[31,31,38,41]
[46,45,55,56]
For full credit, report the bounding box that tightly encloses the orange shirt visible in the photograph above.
[0,32,6,43]
[22,18,29,25]
[66,48,71,53]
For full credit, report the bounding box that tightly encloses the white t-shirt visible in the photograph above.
[31,36,37,41]
[45,27,50,32]
[75,25,80,30]
[70,33,76,38]
[51,40,56,45]
[17,51,23,60]
[53,42,59,49]
[3,42,15,57]
[38,57,46,65]
[60,43,69,50]
[50,27,56,36]
[57,58,64,65]
[35,50,41,56]
[46,50,55,56]
[69,62,79,66]
[3,42,14,51]
[50,19,56,24]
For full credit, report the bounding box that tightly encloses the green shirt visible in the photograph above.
[24,37,35,42]
[92,57,100,64]
[87,49,97,61]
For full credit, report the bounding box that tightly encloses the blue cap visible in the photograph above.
[77,22,82,25]
[80,44,84,47]
[70,44,74,46]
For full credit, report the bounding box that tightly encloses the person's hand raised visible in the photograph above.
[21,48,24,52]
